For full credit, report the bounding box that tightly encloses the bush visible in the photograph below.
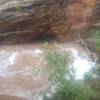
[44,50,92,100]
[44,80,91,100]
[91,30,100,51]
[84,65,100,100]
[84,65,100,81]
[45,50,68,82]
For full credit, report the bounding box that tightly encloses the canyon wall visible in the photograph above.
[0,0,99,44]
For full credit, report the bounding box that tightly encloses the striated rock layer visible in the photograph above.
[0,0,99,44]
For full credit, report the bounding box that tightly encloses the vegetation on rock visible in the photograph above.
[91,30,100,51]
[43,50,92,100]
[84,64,100,100]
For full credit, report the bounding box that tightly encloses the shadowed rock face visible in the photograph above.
[0,0,98,44]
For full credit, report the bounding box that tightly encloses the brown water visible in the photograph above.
[0,43,48,100]
[0,42,95,100]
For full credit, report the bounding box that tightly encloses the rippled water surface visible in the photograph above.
[0,42,95,100]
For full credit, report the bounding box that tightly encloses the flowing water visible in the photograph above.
[0,42,96,100]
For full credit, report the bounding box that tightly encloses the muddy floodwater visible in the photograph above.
[0,42,95,100]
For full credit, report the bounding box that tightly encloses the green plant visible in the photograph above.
[84,65,100,81]
[84,65,100,100]
[15,1,22,11]
[45,50,68,82]
[92,66,100,77]
[84,67,94,81]
[91,30,100,51]
[44,81,91,100]
[44,50,92,100]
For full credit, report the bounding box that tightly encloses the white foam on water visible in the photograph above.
[70,48,95,79]
[33,49,43,55]
[0,51,10,76]
[20,49,43,56]
[0,49,43,77]
[0,51,18,77]
[73,54,92,79]
[8,52,18,65]
[63,48,95,79]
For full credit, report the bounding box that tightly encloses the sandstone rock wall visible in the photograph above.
[0,0,99,44]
